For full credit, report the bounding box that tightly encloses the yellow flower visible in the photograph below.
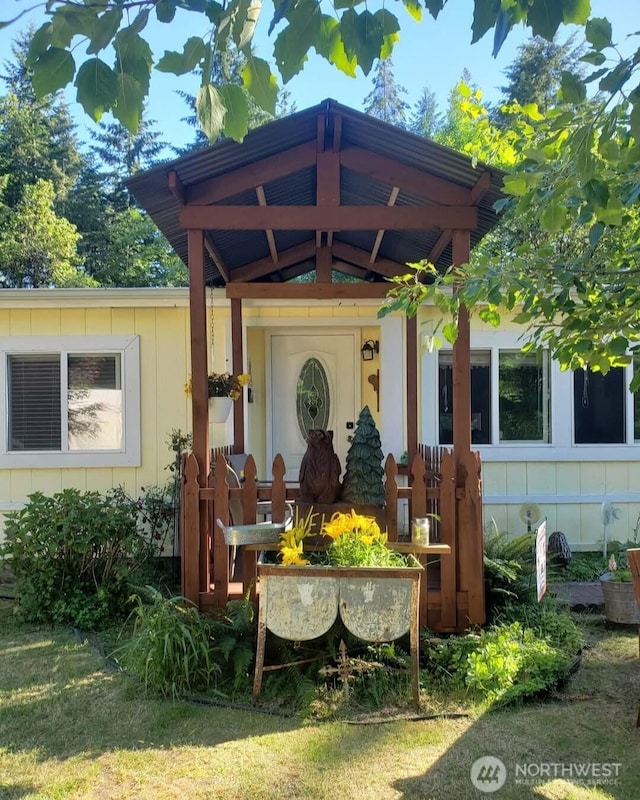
[238,373,251,386]
[280,542,309,566]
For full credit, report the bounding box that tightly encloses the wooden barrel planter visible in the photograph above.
[600,573,640,624]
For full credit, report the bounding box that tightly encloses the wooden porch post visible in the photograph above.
[451,229,485,627]
[231,297,245,454]
[406,314,418,462]
[452,230,471,456]
[187,228,210,594]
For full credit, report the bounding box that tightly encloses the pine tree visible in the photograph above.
[341,406,385,506]
[363,58,409,129]
[408,86,441,138]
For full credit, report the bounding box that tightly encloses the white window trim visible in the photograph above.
[421,330,640,462]
[0,336,140,468]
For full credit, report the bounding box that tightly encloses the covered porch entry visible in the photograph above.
[127,99,505,631]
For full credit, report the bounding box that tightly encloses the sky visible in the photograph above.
[1,0,638,152]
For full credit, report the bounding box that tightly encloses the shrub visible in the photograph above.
[117,588,219,700]
[498,600,584,657]
[0,488,155,628]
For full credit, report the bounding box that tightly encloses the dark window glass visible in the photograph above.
[574,368,624,444]
[439,351,491,445]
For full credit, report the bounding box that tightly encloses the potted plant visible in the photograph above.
[185,371,250,422]
[600,552,640,625]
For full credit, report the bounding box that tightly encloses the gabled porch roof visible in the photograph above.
[126,98,505,287]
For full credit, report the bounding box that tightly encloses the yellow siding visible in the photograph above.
[0,303,191,523]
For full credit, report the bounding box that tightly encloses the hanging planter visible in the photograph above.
[209,396,233,423]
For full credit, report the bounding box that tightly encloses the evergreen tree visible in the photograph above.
[363,58,409,129]
[434,70,484,152]
[499,36,582,113]
[341,406,385,506]
[408,85,441,139]
[0,179,93,288]
[0,29,82,208]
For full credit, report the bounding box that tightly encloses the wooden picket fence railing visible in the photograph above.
[181,447,485,632]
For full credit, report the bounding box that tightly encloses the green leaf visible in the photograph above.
[401,0,422,22]
[583,178,609,209]
[340,9,384,75]
[31,48,76,97]
[580,50,606,66]
[502,175,530,196]
[471,0,499,45]
[527,0,563,41]
[568,124,595,181]
[540,204,567,232]
[442,322,458,344]
[588,222,605,247]
[273,21,311,83]
[156,1,177,23]
[585,17,612,50]
[156,38,207,75]
[479,307,501,327]
[599,61,632,93]
[376,10,401,61]
[50,5,97,48]
[196,83,227,142]
[74,58,118,121]
[630,101,640,140]
[219,83,249,141]
[233,0,262,50]
[26,23,53,67]
[241,56,278,115]
[87,8,123,54]
[561,0,590,25]
[314,15,357,77]
[424,0,445,19]
[608,337,629,357]
[560,71,586,103]
[113,71,146,133]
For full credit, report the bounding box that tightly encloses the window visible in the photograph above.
[439,351,491,445]
[438,348,550,446]
[574,367,625,444]
[1,336,140,467]
[499,350,550,442]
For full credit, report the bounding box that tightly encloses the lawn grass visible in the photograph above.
[1,602,638,800]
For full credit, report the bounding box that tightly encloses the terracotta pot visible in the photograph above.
[209,396,233,423]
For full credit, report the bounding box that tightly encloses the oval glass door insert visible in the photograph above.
[296,357,330,439]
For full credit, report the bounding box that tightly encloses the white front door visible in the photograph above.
[269,331,359,480]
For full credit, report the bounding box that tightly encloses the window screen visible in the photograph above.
[574,368,624,444]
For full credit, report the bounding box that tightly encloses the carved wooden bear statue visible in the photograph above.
[298,429,342,504]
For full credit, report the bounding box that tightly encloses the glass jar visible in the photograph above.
[412,517,430,546]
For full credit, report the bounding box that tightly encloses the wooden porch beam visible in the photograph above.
[226,282,390,300]
[316,245,332,283]
[370,186,399,264]
[256,185,279,264]
[428,229,452,263]
[340,147,471,206]
[332,241,408,279]
[186,141,316,204]
[168,170,186,205]
[231,240,316,282]
[180,205,477,231]
[452,229,471,456]
[406,315,418,464]
[470,170,492,204]
[204,233,230,284]
[332,260,369,280]
[230,297,245,454]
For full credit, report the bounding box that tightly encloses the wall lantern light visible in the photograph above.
[361,339,379,361]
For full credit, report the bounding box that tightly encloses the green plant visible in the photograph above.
[562,552,608,582]
[0,488,154,628]
[185,371,250,399]
[209,597,256,695]
[323,511,408,568]
[497,600,584,657]
[483,520,538,617]
[117,588,218,700]
[465,622,571,706]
